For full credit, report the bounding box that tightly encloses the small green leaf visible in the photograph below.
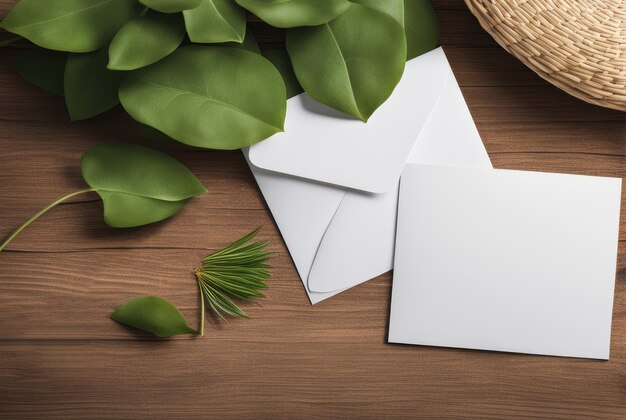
[98,192,190,228]
[111,296,197,337]
[287,3,406,120]
[13,48,67,96]
[108,12,186,71]
[81,142,207,227]
[0,0,142,52]
[264,49,303,99]
[183,0,246,43]
[139,0,202,13]
[351,0,439,59]
[235,0,350,28]
[119,46,286,150]
[64,48,124,120]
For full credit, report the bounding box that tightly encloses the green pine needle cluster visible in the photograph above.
[195,227,272,336]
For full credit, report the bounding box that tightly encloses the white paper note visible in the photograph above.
[389,165,622,359]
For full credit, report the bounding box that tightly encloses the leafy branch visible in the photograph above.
[1,0,440,149]
[111,228,273,338]
[195,227,272,336]
[0,142,206,253]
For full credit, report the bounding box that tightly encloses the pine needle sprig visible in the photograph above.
[195,227,273,336]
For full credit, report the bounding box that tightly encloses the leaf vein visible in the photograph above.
[137,78,281,131]
[324,23,361,118]
[4,0,117,30]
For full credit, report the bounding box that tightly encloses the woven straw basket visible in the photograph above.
[464,0,626,112]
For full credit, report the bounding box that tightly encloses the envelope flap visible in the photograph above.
[307,62,493,293]
[248,48,451,194]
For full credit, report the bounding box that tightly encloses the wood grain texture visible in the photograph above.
[0,0,625,418]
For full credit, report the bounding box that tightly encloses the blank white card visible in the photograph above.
[389,165,622,359]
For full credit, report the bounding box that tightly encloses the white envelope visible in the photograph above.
[245,48,492,303]
[389,165,622,359]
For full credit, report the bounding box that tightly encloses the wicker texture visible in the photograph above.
[465,0,626,112]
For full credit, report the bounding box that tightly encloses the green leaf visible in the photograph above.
[108,12,186,71]
[351,0,439,59]
[218,29,261,54]
[403,0,439,59]
[81,142,207,227]
[111,296,197,337]
[139,0,202,13]
[286,3,406,120]
[98,192,190,229]
[13,48,67,96]
[139,123,175,142]
[263,49,303,99]
[183,0,246,43]
[119,46,286,150]
[64,48,124,120]
[234,0,350,28]
[0,0,142,53]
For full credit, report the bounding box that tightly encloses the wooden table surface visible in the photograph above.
[1,1,625,418]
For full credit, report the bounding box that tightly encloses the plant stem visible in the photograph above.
[195,271,206,337]
[0,36,22,47]
[0,188,96,253]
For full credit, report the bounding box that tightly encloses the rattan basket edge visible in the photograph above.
[464,0,626,113]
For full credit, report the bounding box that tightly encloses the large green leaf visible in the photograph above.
[286,3,406,121]
[263,49,303,99]
[111,296,197,337]
[81,142,207,227]
[0,0,141,53]
[183,0,246,43]
[235,0,350,28]
[139,0,202,13]
[64,48,124,121]
[108,12,186,71]
[119,46,286,150]
[14,48,67,96]
[352,0,439,59]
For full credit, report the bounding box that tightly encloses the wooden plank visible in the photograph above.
[1,339,625,419]
[0,244,623,339]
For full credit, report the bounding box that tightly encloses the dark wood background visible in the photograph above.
[1,1,625,418]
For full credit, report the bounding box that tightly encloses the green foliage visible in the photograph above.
[0,0,142,52]
[119,46,286,150]
[108,12,186,71]
[64,48,124,120]
[81,142,207,227]
[139,0,202,13]
[287,4,406,120]
[263,49,303,99]
[4,0,440,148]
[0,142,207,253]
[110,228,272,338]
[219,29,261,53]
[235,0,350,28]
[403,0,440,59]
[352,0,440,59]
[13,47,66,95]
[111,296,197,337]
[183,0,246,43]
[195,227,272,335]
